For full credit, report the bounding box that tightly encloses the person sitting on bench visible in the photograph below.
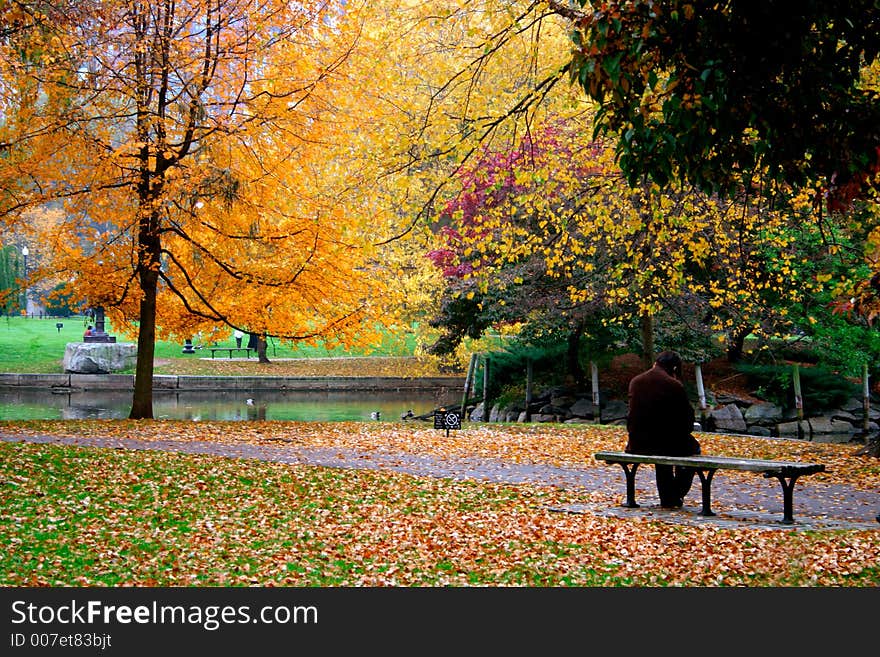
[625,350,701,508]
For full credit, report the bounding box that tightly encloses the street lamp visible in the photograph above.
[20,246,28,316]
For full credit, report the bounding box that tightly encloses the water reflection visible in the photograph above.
[0,388,460,422]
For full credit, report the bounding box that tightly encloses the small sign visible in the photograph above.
[434,408,461,436]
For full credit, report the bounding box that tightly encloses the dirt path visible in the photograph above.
[3,432,878,531]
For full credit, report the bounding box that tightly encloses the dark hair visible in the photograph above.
[655,350,682,376]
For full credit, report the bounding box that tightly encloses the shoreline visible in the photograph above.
[0,372,466,392]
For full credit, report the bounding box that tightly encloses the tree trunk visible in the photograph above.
[639,312,654,369]
[257,335,270,363]
[129,285,157,419]
[129,255,160,420]
[726,328,749,362]
[129,198,162,419]
[566,322,585,387]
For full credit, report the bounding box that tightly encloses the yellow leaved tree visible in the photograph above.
[351,0,585,363]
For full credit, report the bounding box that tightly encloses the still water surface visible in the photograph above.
[0,389,460,422]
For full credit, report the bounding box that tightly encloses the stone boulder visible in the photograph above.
[777,420,808,437]
[708,403,748,433]
[568,398,596,418]
[808,416,856,436]
[600,400,629,423]
[743,402,784,426]
[63,343,137,374]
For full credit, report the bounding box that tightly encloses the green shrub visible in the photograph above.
[735,363,859,412]
[479,342,570,400]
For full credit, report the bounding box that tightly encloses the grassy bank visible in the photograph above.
[0,315,443,376]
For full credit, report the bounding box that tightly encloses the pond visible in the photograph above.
[0,388,461,422]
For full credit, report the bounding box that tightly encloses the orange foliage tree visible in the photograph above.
[1,1,395,417]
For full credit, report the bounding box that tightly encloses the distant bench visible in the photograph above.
[594,451,826,524]
[208,347,253,359]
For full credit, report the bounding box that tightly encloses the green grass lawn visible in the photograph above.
[3,436,877,587]
[0,315,421,374]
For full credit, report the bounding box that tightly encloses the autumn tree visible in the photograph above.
[427,109,863,376]
[1,0,396,418]
[348,1,588,364]
[353,1,879,383]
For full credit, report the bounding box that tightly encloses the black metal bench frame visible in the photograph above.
[208,347,253,359]
[594,451,826,524]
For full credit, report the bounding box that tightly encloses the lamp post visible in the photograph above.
[20,246,28,316]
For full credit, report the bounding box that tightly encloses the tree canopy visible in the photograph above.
[551,0,880,205]
[426,114,869,372]
[1,0,396,417]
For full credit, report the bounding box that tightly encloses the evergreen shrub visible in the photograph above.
[735,363,859,413]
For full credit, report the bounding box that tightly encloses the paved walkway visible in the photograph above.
[3,432,878,531]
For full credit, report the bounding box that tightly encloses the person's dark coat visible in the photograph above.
[626,364,699,456]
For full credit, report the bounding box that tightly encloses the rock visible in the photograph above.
[841,397,867,413]
[550,393,577,408]
[831,410,858,423]
[743,402,784,426]
[808,416,855,435]
[569,398,595,418]
[63,343,137,374]
[714,392,751,406]
[708,403,748,433]
[777,420,807,437]
[600,400,628,423]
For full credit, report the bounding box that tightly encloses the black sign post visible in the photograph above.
[433,408,461,437]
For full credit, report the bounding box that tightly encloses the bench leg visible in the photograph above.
[617,463,640,508]
[765,473,802,524]
[695,468,717,517]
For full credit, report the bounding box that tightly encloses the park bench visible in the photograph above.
[208,347,253,359]
[594,451,826,524]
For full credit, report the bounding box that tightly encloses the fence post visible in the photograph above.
[694,362,708,425]
[591,361,601,423]
[793,363,804,439]
[524,358,533,422]
[460,353,477,421]
[863,362,871,433]
[482,355,490,421]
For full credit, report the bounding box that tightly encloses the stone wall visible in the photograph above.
[470,384,878,443]
[0,372,465,392]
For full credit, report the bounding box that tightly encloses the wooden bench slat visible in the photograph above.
[594,451,825,475]
[593,450,826,524]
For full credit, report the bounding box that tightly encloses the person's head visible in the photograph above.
[654,350,683,378]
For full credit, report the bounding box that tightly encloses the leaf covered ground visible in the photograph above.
[1,420,878,587]
[152,356,454,378]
